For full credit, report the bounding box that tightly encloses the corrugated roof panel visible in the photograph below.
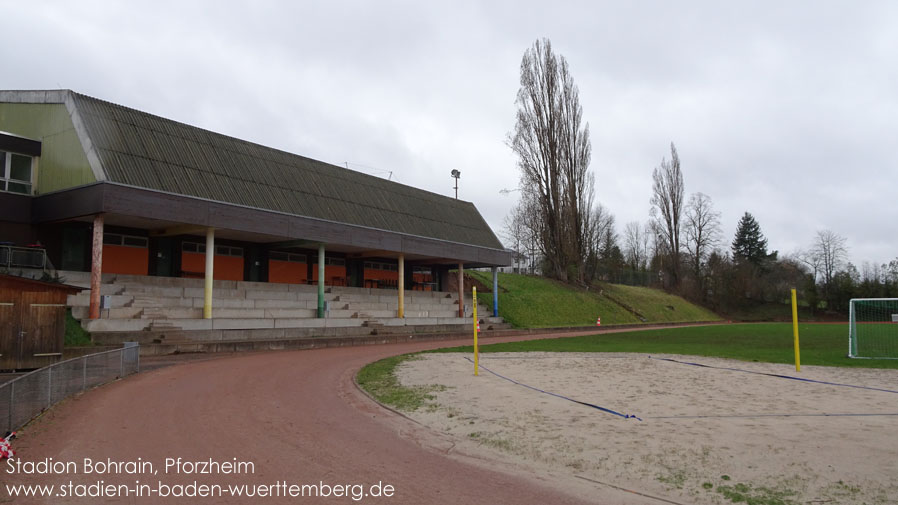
[71,92,503,249]
[98,149,122,181]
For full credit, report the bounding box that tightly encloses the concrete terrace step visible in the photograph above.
[65,273,506,338]
[64,271,462,297]
[69,293,486,314]
[82,315,481,334]
[96,324,519,355]
[58,270,491,297]
[67,293,134,308]
[71,306,143,320]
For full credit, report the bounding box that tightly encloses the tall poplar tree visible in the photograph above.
[508,38,593,282]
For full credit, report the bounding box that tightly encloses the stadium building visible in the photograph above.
[0,90,510,327]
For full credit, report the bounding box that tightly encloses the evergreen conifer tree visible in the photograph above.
[731,212,769,266]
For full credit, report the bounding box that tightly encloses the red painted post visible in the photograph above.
[457,262,464,318]
[89,214,104,319]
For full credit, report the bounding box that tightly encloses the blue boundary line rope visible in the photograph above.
[464,357,642,421]
[650,356,898,395]
[650,412,898,420]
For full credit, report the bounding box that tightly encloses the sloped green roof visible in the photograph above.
[66,92,503,250]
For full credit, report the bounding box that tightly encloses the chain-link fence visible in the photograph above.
[0,344,139,433]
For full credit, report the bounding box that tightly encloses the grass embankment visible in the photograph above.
[720,301,832,322]
[65,309,92,347]
[602,283,720,322]
[466,271,720,328]
[432,323,898,370]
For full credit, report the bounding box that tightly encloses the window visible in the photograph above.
[364,261,398,271]
[215,245,243,257]
[123,236,148,247]
[1,151,33,194]
[103,233,148,248]
[270,251,306,263]
[184,242,242,257]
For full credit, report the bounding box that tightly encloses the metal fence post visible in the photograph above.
[47,366,53,408]
[2,347,142,434]
[8,381,14,432]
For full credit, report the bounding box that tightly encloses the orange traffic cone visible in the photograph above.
[596,317,601,326]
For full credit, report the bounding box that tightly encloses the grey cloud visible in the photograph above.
[3,0,895,266]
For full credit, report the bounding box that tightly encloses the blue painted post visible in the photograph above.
[492,266,498,317]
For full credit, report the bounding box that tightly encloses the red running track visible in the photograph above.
[9,330,676,504]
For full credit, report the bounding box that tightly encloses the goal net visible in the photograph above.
[849,298,898,359]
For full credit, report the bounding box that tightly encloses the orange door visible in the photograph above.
[181,252,244,281]
[102,245,149,275]
[269,259,307,284]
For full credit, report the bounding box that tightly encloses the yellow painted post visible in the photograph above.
[457,263,464,318]
[473,286,478,376]
[203,227,215,319]
[791,288,800,372]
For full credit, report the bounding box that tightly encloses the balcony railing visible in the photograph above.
[0,245,48,270]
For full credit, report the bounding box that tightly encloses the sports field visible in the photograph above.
[432,323,898,369]
[367,324,898,504]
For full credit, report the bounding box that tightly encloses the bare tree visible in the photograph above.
[502,188,542,273]
[502,204,526,272]
[795,247,822,283]
[583,203,614,281]
[861,261,882,284]
[623,221,651,272]
[650,142,685,286]
[684,192,721,284]
[623,221,643,271]
[641,221,653,271]
[508,38,593,282]
[811,229,848,305]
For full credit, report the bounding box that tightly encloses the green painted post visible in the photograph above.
[492,266,498,317]
[317,244,325,318]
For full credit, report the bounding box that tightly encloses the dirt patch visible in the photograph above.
[398,352,898,505]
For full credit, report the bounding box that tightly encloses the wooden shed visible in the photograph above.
[0,274,81,370]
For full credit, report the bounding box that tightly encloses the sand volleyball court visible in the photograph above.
[398,353,898,505]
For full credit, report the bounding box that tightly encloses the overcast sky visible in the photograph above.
[4,1,896,268]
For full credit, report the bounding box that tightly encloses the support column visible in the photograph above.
[398,254,405,318]
[457,262,465,318]
[317,244,325,318]
[88,214,104,320]
[203,228,214,319]
[492,266,499,317]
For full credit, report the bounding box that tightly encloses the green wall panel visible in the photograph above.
[0,103,95,194]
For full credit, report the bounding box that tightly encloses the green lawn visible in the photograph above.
[602,283,720,322]
[466,272,720,328]
[431,323,898,370]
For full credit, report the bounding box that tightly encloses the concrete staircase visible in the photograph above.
[61,271,509,353]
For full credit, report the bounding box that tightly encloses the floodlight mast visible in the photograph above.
[451,169,461,199]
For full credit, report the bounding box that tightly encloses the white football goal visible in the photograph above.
[848,298,898,359]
